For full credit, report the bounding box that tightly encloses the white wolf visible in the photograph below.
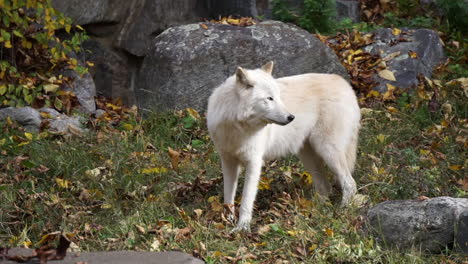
[206,62,361,232]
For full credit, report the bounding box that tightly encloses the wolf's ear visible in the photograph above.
[236,67,252,87]
[261,61,274,75]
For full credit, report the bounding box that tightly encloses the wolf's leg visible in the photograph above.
[221,154,240,221]
[232,157,263,232]
[298,143,331,198]
[312,141,357,206]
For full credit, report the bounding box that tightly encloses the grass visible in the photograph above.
[0,76,466,263]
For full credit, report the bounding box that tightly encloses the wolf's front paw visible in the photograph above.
[223,203,236,224]
[230,220,251,233]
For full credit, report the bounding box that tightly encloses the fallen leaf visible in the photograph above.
[167,147,180,170]
[324,228,334,237]
[383,83,397,100]
[392,28,401,35]
[24,132,33,141]
[301,171,313,185]
[150,238,160,251]
[55,178,71,188]
[200,24,208,29]
[408,50,418,58]
[378,69,396,81]
[186,108,200,120]
[141,167,168,174]
[43,84,59,93]
[449,165,462,171]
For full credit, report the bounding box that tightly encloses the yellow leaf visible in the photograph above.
[23,240,32,248]
[301,171,313,185]
[101,203,112,209]
[44,84,59,93]
[122,123,133,130]
[378,69,396,81]
[324,228,334,237]
[0,138,6,146]
[141,167,168,174]
[258,176,273,190]
[376,134,386,143]
[200,24,208,30]
[287,230,297,236]
[366,90,380,98]
[86,61,95,67]
[17,141,30,147]
[167,147,180,170]
[37,232,61,246]
[419,149,430,156]
[408,50,418,58]
[76,25,84,31]
[65,24,71,33]
[207,196,219,203]
[449,165,462,171]
[212,251,224,257]
[392,28,401,35]
[386,106,399,113]
[24,132,33,141]
[309,244,318,251]
[383,83,397,101]
[4,41,12,48]
[186,107,200,120]
[55,178,71,188]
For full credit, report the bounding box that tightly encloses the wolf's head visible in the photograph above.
[235,62,294,126]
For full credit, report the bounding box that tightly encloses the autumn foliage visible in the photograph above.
[0,0,88,109]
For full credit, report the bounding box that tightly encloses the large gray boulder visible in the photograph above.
[51,0,130,25]
[366,28,446,92]
[115,0,210,56]
[367,197,468,253]
[137,21,348,112]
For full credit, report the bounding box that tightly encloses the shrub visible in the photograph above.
[0,0,88,109]
[436,0,468,34]
[272,0,337,34]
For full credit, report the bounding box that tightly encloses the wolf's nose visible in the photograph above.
[287,115,295,122]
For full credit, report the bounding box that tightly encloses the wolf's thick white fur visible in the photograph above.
[207,62,361,232]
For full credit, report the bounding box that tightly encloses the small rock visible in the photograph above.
[94,109,106,119]
[367,196,468,253]
[0,107,41,132]
[455,210,468,253]
[366,28,446,92]
[336,0,360,22]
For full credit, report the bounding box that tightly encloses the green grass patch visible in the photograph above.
[0,80,466,263]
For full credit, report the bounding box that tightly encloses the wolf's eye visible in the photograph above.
[267,97,274,101]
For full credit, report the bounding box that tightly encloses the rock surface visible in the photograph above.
[82,39,135,105]
[0,107,86,135]
[455,210,468,253]
[366,196,468,253]
[61,68,97,114]
[137,21,348,112]
[115,0,210,56]
[336,0,360,22]
[366,28,446,92]
[0,107,41,132]
[1,249,204,264]
[51,0,130,25]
